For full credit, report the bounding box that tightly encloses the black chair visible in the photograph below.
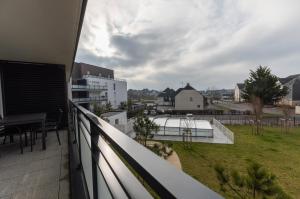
[45,108,63,145]
[35,109,63,145]
[0,125,24,154]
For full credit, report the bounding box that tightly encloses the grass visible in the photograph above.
[169,126,300,198]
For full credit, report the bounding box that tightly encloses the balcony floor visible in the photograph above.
[0,130,69,199]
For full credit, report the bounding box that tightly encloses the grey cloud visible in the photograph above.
[76,0,300,90]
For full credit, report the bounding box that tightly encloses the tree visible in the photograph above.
[242,66,288,134]
[133,114,159,146]
[119,101,127,110]
[127,99,133,111]
[243,66,288,105]
[93,103,106,117]
[105,101,112,111]
[215,162,291,199]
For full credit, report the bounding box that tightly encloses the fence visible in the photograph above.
[212,118,235,143]
[162,114,300,127]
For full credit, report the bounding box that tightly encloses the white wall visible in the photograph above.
[175,90,204,110]
[103,111,128,133]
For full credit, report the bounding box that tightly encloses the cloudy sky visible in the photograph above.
[76,0,300,90]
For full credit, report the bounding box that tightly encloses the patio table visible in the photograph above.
[0,113,46,151]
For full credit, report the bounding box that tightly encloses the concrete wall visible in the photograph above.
[175,90,204,110]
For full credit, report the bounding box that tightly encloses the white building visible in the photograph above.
[175,83,205,110]
[84,75,127,109]
[101,111,128,133]
[234,83,245,102]
[72,62,127,110]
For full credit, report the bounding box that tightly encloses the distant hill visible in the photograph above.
[128,89,159,100]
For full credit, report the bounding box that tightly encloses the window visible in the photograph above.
[115,119,119,125]
[113,83,116,90]
[197,105,200,108]
[190,97,193,102]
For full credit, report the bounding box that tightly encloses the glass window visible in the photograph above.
[190,97,193,102]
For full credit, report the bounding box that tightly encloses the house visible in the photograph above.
[234,83,245,102]
[175,83,205,110]
[72,62,127,110]
[278,74,300,106]
[156,88,176,106]
[101,111,128,133]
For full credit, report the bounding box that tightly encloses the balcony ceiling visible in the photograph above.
[0,0,85,79]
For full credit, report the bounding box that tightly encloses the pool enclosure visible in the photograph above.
[150,117,214,138]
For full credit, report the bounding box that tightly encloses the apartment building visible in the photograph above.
[72,62,127,110]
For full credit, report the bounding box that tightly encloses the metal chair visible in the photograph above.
[0,125,24,154]
[45,108,63,145]
[35,109,63,145]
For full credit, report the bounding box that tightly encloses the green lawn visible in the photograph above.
[169,126,300,198]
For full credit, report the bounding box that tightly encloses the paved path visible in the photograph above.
[166,151,182,170]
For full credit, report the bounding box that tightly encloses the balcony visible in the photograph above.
[71,85,108,91]
[82,75,126,82]
[0,131,69,199]
[72,96,108,104]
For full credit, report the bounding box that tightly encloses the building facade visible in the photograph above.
[175,83,204,110]
[72,62,127,110]
[234,83,245,102]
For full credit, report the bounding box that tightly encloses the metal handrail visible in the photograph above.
[72,84,108,90]
[83,74,126,82]
[72,97,107,103]
[70,101,223,199]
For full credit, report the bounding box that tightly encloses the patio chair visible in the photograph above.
[0,125,24,154]
[35,108,63,145]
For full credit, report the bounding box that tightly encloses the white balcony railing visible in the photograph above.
[72,84,108,90]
